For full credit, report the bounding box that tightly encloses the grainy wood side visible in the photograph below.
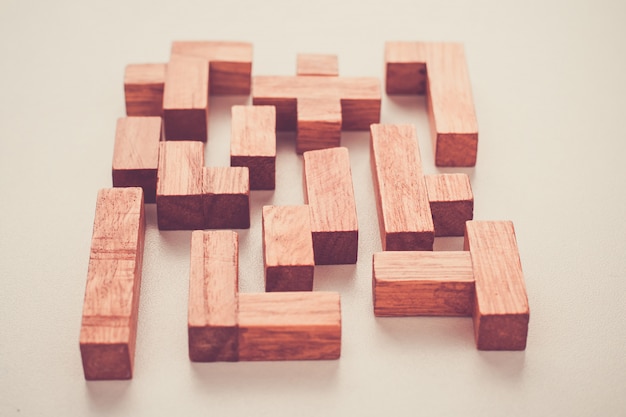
[297,54,339,76]
[424,173,474,237]
[124,63,166,117]
[296,98,342,153]
[238,292,341,361]
[202,167,250,229]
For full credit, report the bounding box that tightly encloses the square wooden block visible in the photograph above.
[297,54,339,77]
[202,167,250,229]
[296,98,342,154]
[425,173,474,236]
[124,63,166,117]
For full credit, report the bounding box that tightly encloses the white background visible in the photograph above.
[1,0,625,415]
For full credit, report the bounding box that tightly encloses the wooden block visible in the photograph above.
[425,173,474,237]
[296,98,342,153]
[238,292,341,361]
[202,167,250,229]
[188,230,239,362]
[370,124,434,251]
[124,63,166,117]
[385,42,478,167]
[373,251,474,317]
[262,206,314,292]
[162,57,209,141]
[297,54,339,76]
[303,147,358,264]
[171,41,252,95]
[465,221,529,350]
[230,105,276,190]
[112,117,162,203]
[80,187,145,380]
[156,141,204,230]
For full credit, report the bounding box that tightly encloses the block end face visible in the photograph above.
[80,343,133,381]
[435,133,478,167]
[188,326,239,362]
[474,313,529,351]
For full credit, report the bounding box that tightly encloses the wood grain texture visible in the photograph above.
[296,98,342,153]
[162,57,209,141]
[80,187,145,380]
[425,173,474,237]
[297,54,339,76]
[156,141,204,230]
[385,42,478,167]
[202,167,250,229]
[171,41,252,95]
[262,206,315,292]
[238,292,341,361]
[465,221,529,350]
[188,230,239,362]
[124,63,166,117]
[303,147,358,264]
[373,251,474,317]
[370,124,434,251]
[230,105,276,190]
[112,117,162,203]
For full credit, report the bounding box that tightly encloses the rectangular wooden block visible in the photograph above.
[373,251,474,317]
[303,147,358,264]
[465,221,529,350]
[296,98,342,153]
[262,206,315,292]
[370,124,434,251]
[156,141,204,230]
[124,63,166,117]
[425,173,474,237]
[80,187,145,380]
[163,57,209,141]
[188,230,239,362]
[297,54,339,76]
[112,117,162,203]
[238,292,341,361]
[230,105,276,190]
[202,167,250,229]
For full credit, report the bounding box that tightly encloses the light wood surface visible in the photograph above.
[303,147,358,264]
[370,124,434,250]
[297,54,339,76]
[238,292,341,361]
[296,98,342,153]
[124,63,166,117]
[424,173,473,236]
[79,187,145,380]
[230,105,276,190]
[112,117,162,203]
[202,167,250,229]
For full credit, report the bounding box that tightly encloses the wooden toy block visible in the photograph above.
[171,41,252,95]
[156,141,205,230]
[202,167,250,229]
[425,173,474,237]
[262,205,315,292]
[162,57,209,141]
[79,187,145,380]
[370,124,434,251]
[297,54,339,76]
[124,63,166,117]
[385,42,478,167]
[303,147,358,264]
[230,105,276,190]
[238,292,341,361]
[296,98,342,153]
[112,117,162,203]
[465,221,529,351]
[373,251,474,317]
[188,230,239,362]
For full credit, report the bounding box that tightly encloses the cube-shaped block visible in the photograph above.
[297,98,342,154]
[124,63,166,117]
[202,167,250,229]
[425,173,473,236]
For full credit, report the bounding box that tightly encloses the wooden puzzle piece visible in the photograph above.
[303,147,358,264]
[112,116,162,203]
[296,98,342,153]
[202,167,250,229]
[124,63,166,117]
[80,188,145,380]
[385,42,478,167]
[297,54,339,76]
[425,173,474,237]
[230,105,276,190]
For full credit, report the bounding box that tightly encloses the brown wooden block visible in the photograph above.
[425,173,474,237]
[297,54,339,76]
[465,221,529,350]
[230,105,276,190]
[373,251,474,317]
[112,117,162,203]
[171,41,252,95]
[124,63,166,117]
[79,187,145,380]
[162,57,209,141]
[238,292,341,361]
[156,141,204,230]
[385,42,478,167]
[303,147,358,264]
[296,98,342,153]
[262,206,314,292]
[188,230,239,362]
[370,124,434,251]
[202,167,250,229]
